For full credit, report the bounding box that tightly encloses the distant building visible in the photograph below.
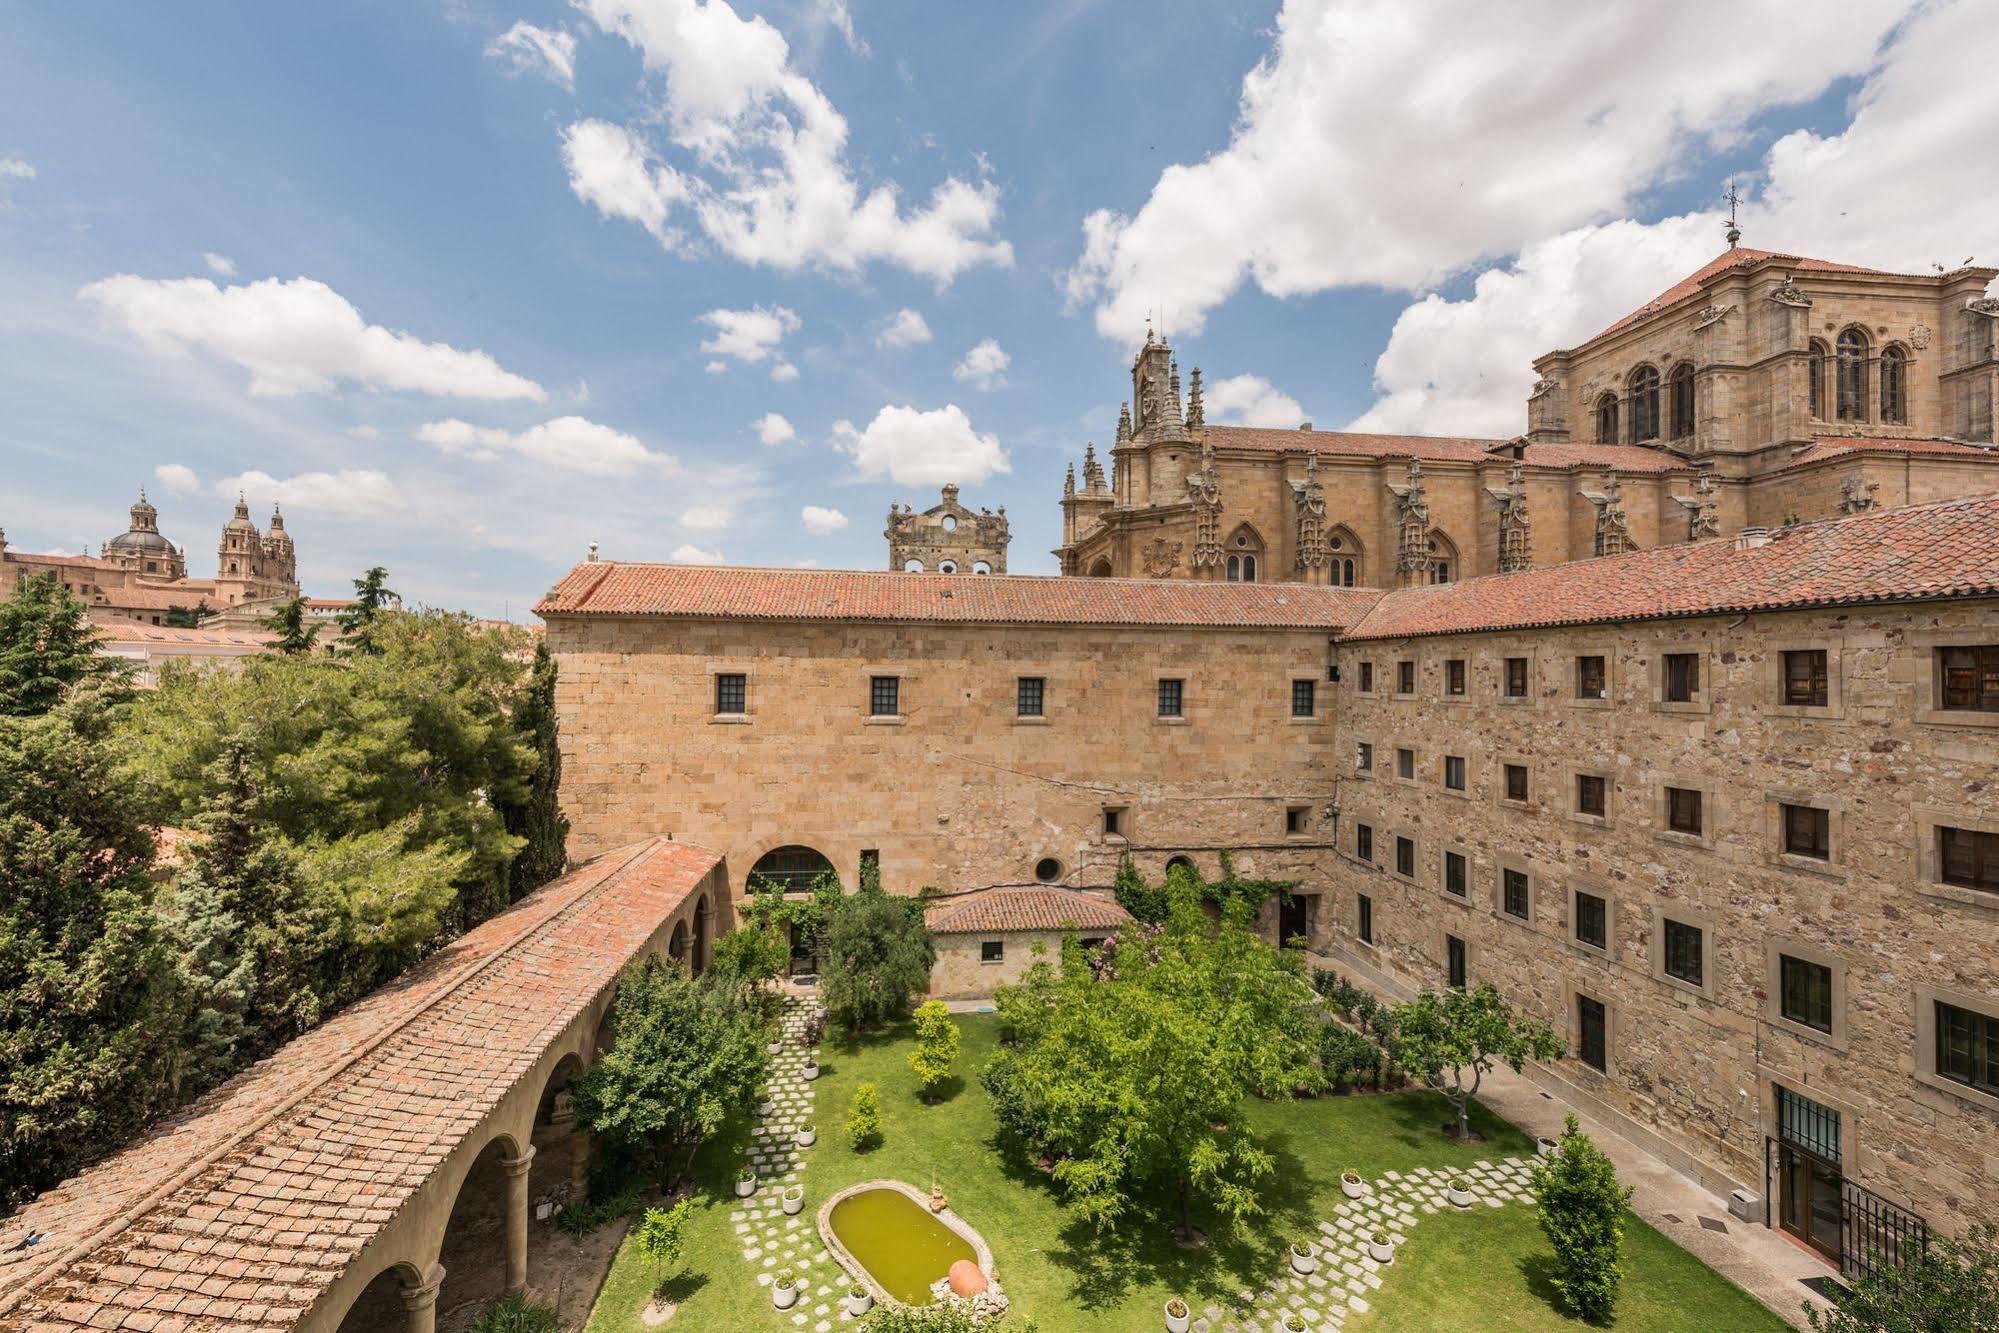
[886,484,1010,573]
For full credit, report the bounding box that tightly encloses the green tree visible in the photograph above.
[635,1199,694,1288]
[847,1081,884,1151]
[1806,1223,1999,1333]
[908,999,960,1102]
[0,688,183,1205]
[1388,983,1563,1141]
[1531,1114,1633,1323]
[821,882,935,1033]
[501,641,569,900]
[0,572,128,716]
[259,595,321,655]
[336,566,398,653]
[707,925,789,1010]
[163,599,212,629]
[570,958,767,1189]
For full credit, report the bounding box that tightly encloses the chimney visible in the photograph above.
[1298,421,1314,431]
[1734,527,1772,551]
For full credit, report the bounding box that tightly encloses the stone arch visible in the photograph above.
[1627,363,1661,442]
[1426,531,1460,584]
[667,919,690,965]
[693,892,713,975]
[1808,338,1831,420]
[747,844,836,893]
[1164,854,1198,880]
[1836,325,1871,422]
[331,1259,433,1333]
[1325,525,1365,587]
[1668,361,1697,439]
[1879,341,1910,423]
[1224,523,1264,582]
[527,1050,588,1230]
[903,558,926,572]
[938,559,958,574]
[434,1133,527,1320]
[1086,556,1114,578]
[972,560,992,574]
[1594,391,1619,445]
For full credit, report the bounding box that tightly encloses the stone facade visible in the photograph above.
[929,931,1083,1001]
[886,483,1010,573]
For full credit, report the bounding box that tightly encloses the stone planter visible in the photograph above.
[796,1126,817,1147]
[1367,1233,1394,1264]
[1288,1242,1318,1275]
[757,1100,775,1117]
[1447,1180,1475,1208]
[1340,1171,1366,1199]
[802,1061,820,1081]
[1164,1298,1192,1333]
[1537,1136,1559,1158]
[845,1287,874,1317]
[767,1040,783,1055]
[782,1187,804,1216]
[772,1276,799,1310]
[736,1173,756,1199]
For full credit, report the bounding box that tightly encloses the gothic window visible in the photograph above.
[1226,554,1258,581]
[1326,527,1364,586]
[1594,392,1619,445]
[1629,365,1661,443]
[1808,339,1830,419]
[1836,328,1869,422]
[1425,533,1458,584]
[1669,363,1696,438]
[1086,557,1114,578]
[1880,344,1907,424]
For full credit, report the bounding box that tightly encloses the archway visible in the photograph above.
[530,1052,586,1233]
[668,920,689,966]
[333,1261,431,1333]
[435,1136,523,1322]
[748,845,836,893]
[903,559,925,572]
[1225,524,1264,582]
[1086,557,1114,578]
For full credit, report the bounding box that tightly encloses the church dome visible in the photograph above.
[265,505,293,551]
[223,492,258,532]
[105,489,177,555]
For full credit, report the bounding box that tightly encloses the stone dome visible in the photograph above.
[106,489,176,556]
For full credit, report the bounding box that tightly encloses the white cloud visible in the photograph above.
[1065,0,1917,342]
[769,361,799,383]
[670,542,723,564]
[1203,374,1306,428]
[810,0,869,57]
[564,0,1011,284]
[79,275,546,401]
[202,252,235,277]
[704,360,727,375]
[347,424,382,439]
[487,21,578,89]
[680,504,731,529]
[216,468,403,517]
[952,338,1009,391]
[800,504,847,534]
[416,416,678,476]
[832,404,1010,485]
[152,463,201,495]
[876,307,932,350]
[0,158,33,181]
[755,412,796,445]
[698,304,799,367]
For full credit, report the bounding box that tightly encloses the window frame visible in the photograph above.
[1497,758,1531,809]
[1915,983,1999,1112]
[1444,657,1467,697]
[1651,906,1712,998]
[1937,824,1999,896]
[1285,804,1312,838]
[1016,675,1047,719]
[1765,639,1843,719]
[1392,832,1418,884]
[1571,769,1614,827]
[1571,651,1613,708]
[1570,884,1611,956]
[1914,807,1999,908]
[1357,660,1375,694]
[1764,789,1847,878]
[1501,654,1531,703]
[1394,746,1418,785]
[1920,634,1999,728]
[714,671,748,717]
[1654,777,1717,849]
[1354,822,1375,865]
[1354,739,1376,777]
[1652,650,1710,714]
[980,939,1006,964]
[1101,805,1127,839]
[1763,937,1848,1049]
[1290,677,1318,719]
[1574,989,1611,1074]
[1356,892,1375,946]
[1395,658,1418,698]
[867,673,903,721]
[1156,676,1185,720]
[1442,753,1467,794]
[1445,933,1468,989]
[1497,861,1535,926]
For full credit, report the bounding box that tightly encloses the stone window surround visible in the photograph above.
[707,663,754,725]
[1652,774,1719,851]
[1493,857,1537,930]
[1392,745,1420,787]
[1568,765,1617,830]
[1649,647,1713,716]
[1439,752,1470,799]
[1912,804,1999,910]
[1494,754,1534,811]
[1566,982,1618,1078]
[1351,889,1379,950]
[980,940,1005,964]
[1914,627,1999,730]
[1438,840,1475,908]
[1012,672,1051,727]
[1439,926,1478,987]
[1762,935,1850,1052]
[862,669,905,725]
[1284,804,1313,840]
[1354,658,1376,696]
[1762,788,1849,880]
[1154,672,1188,725]
[1438,655,1471,706]
[1289,677,1325,725]
[1753,1071,1862,1174]
[1913,980,1999,1114]
[1565,877,1617,963]
[1352,735,1377,780]
[1389,829,1421,886]
[1569,646,1617,710]
[1497,650,1537,707]
[1647,901,1717,1001]
[1394,656,1420,700]
[1101,804,1130,842]
[1347,818,1377,867]
[1763,636,1846,720]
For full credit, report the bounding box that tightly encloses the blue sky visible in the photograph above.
[2,1,1991,618]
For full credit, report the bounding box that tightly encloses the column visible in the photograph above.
[401,1264,444,1333]
[502,1144,537,1293]
[570,1126,591,1199]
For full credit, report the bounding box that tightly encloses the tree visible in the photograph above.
[848,1081,884,1151]
[259,596,320,655]
[1388,983,1562,1141]
[336,566,398,653]
[821,882,935,1033]
[1806,1223,1999,1333]
[0,572,128,716]
[707,925,789,1011]
[570,958,767,1189]
[163,599,212,629]
[501,641,569,900]
[635,1199,693,1287]
[1531,1114,1633,1323]
[908,1000,960,1102]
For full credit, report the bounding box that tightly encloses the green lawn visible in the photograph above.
[584,1013,1785,1332]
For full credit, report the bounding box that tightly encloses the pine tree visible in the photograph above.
[336,566,397,653]
[259,596,320,655]
[504,640,570,900]
[163,599,213,629]
[0,572,129,716]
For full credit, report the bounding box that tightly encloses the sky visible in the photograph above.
[2,0,1994,619]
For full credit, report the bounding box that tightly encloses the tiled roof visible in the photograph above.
[926,886,1131,935]
[1588,248,1918,344]
[97,624,274,647]
[1341,493,1999,641]
[1201,427,1692,474]
[537,563,1384,629]
[1783,434,1999,468]
[0,837,720,1329]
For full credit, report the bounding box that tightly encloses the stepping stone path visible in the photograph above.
[1196,1156,1540,1332]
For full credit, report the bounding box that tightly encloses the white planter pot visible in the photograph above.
[846,1291,874,1317]
[796,1127,817,1147]
[1447,1185,1474,1208]
[802,1064,820,1081]
[1289,1247,1318,1275]
[757,1101,775,1117]
[782,1191,804,1216]
[1163,1301,1192,1333]
[767,1041,783,1055]
[772,1283,798,1311]
[736,1176,756,1198]
[1367,1238,1394,1264]
[1341,1175,1366,1199]
[1537,1137,1558,1158]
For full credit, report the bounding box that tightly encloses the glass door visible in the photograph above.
[1779,1142,1844,1263]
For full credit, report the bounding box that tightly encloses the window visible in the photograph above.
[1504,763,1528,802]
[1669,363,1695,438]
[1809,339,1829,419]
[1576,655,1607,700]
[1157,678,1184,718]
[1397,660,1416,694]
[860,849,880,882]
[1939,646,1999,712]
[980,940,1005,964]
[1573,889,1607,950]
[1017,676,1045,717]
[1502,868,1530,919]
[1937,1002,1999,1096]
[1576,774,1607,818]
[1358,893,1374,944]
[1396,747,1415,780]
[1395,836,1415,878]
[1446,935,1467,988]
[1663,652,1699,703]
[870,675,900,716]
[1102,806,1123,837]
[1445,659,1466,695]
[1629,365,1661,442]
[1358,661,1374,693]
[1444,850,1468,897]
[1836,328,1869,421]
[1782,649,1828,706]
[1666,786,1703,836]
[1292,679,1317,717]
[1443,755,1466,791]
[1285,805,1309,836]
[1577,994,1607,1071]
[1780,955,1834,1032]
[1663,919,1704,987]
[1782,803,1831,860]
[1880,344,1907,423]
[1504,657,1528,698]
[1226,553,1258,582]
[1939,826,1999,894]
[1594,392,1619,445]
[1355,823,1374,863]
[715,672,746,714]
[1033,857,1063,883]
[1356,741,1374,773]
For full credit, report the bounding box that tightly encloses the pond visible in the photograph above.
[825,1186,978,1305]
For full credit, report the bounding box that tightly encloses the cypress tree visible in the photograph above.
[504,640,570,899]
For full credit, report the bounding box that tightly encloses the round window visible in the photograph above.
[1329,536,1343,551]
[1236,534,1249,547]
[942,514,957,531]
[1034,857,1063,883]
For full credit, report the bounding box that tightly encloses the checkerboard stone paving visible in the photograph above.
[1194,1156,1540,1333]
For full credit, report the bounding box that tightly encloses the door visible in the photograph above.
[1779,1142,1844,1263]
[1278,893,1313,946]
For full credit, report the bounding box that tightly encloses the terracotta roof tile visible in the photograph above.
[1341,492,1999,641]
[925,886,1130,935]
[1783,434,1999,468]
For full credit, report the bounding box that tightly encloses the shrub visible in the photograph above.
[635,1199,691,1282]
[862,1306,1039,1332]
[908,999,961,1101]
[555,1180,643,1236]
[470,1293,558,1333]
[848,1081,884,1151]
[1806,1222,1999,1333]
[1531,1114,1633,1322]
[1317,1021,1379,1093]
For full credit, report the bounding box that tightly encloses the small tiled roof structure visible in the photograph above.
[926,886,1131,935]
[1341,492,1999,642]
[1782,434,1999,468]
[1202,427,1692,474]
[1586,247,1922,345]
[0,837,721,1330]
[538,563,1385,629]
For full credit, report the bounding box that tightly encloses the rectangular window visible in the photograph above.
[1444,850,1468,897]
[860,849,880,882]
[1577,995,1607,1072]
[1447,935,1467,988]
[1939,645,1999,711]
[1504,763,1529,803]
[1663,919,1704,987]
[1359,661,1374,693]
[1102,807,1123,837]
[1397,660,1416,694]
[1356,741,1374,773]
[1355,823,1374,863]
[1780,955,1834,1032]
[1937,1001,1999,1096]
[1782,649,1829,706]
[1157,678,1184,718]
[1358,893,1374,944]
[1445,659,1466,695]
[1576,655,1607,700]
[1292,678,1317,717]
[1502,867,1529,919]
[870,675,900,717]
[1666,786,1703,835]
[1664,652,1700,703]
[1396,747,1415,780]
[1577,773,1607,818]
[1395,836,1415,878]
[1017,676,1045,717]
[1443,755,1466,791]
[1939,826,1999,893]
[715,672,746,714]
[1285,805,1308,836]
[1573,890,1607,950]
[1783,803,1831,860]
[980,940,1005,964]
[1504,657,1529,698]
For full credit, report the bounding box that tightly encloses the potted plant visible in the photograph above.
[1447,1176,1475,1207]
[796,1123,817,1148]
[772,1268,800,1310]
[1367,1229,1394,1264]
[1340,1168,1366,1199]
[846,1283,874,1317]
[1536,1134,1559,1158]
[1288,1237,1319,1275]
[767,1037,784,1055]
[1163,1296,1192,1333]
[757,1096,775,1117]
[782,1184,805,1215]
[802,1056,821,1081]
[735,1168,757,1199]
[1283,1314,1307,1332]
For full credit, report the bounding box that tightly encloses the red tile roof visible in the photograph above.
[0,837,721,1329]
[537,563,1384,630]
[1784,434,1999,468]
[1588,248,1920,344]
[1341,493,1999,641]
[926,886,1131,935]
[1203,427,1691,473]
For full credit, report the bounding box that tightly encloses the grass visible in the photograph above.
[584,1013,1783,1331]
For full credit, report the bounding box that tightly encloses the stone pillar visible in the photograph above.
[402,1264,445,1333]
[502,1145,537,1293]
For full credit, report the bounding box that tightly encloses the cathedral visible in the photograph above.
[1057,244,1999,584]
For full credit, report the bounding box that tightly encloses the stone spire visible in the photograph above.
[1496,462,1532,573]
[1063,462,1076,497]
[1592,471,1634,556]
[1291,452,1328,574]
[1187,368,1204,428]
[1082,442,1106,493]
[1115,402,1132,445]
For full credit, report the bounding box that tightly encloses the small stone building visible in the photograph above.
[924,885,1131,1000]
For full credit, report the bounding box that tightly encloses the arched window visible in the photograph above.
[1669,363,1696,439]
[938,559,957,574]
[1629,365,1661,443]
[972,561,992,574]
[1594,392,1619,445]
[1427,533,1459,584]
[1837,329,1869,422]
[1224,524,1263,582]
[1086,557,1114,578]
[1326,527,1365,586]
[903,559,925,572]
[1880,345,1907,424]
[1808,340,1829,419]
[1226,553,1258,581]
[748,845,836,893]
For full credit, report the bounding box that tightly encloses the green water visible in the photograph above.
[827,1187,977,1305]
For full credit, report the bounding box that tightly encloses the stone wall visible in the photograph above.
[929,931,1089,1001]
